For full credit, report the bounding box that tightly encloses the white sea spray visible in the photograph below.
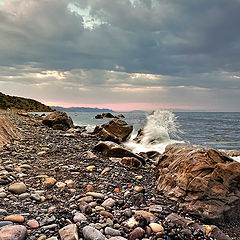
[124,110,184,153]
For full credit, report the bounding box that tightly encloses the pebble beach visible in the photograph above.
[0,110,238,240]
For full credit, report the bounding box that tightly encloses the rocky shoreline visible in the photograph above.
[0,110,238,240]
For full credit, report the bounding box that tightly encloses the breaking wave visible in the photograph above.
[124,110,184,153]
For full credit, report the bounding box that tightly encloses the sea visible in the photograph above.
[63,110,240,163]
[38,110,240,163]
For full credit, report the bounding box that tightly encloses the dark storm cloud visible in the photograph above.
[0,0,239,75]
[0,0,240,111]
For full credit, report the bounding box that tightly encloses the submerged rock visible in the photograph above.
[156,145,240,223]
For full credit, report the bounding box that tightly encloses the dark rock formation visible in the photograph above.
[116,114,125,119]
[156,145,240,223]
[93,119,133,143]
[95,114,104,119]
[102,113,115,118]
[94,141,145,165]
[94,112,116,119]
[42,111,74,131]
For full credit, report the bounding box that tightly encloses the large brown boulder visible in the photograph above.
[156,145,240,223]
[94,141,145,165]
[0,117,21,146]
[42,111,74,131]
[93,119,133,143]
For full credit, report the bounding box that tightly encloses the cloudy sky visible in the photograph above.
[0,0,240,111]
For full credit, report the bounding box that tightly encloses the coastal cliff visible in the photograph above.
[0,92,52,112]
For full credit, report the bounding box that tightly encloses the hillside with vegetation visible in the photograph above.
[0,92,52,112]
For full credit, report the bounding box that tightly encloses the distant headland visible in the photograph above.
[0,92,114,113]
[51,106,114,112]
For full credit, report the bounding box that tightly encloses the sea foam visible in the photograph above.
[232,156,240,163]
[124,110,184,153]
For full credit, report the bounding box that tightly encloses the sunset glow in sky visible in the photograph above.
[0,0,240,111]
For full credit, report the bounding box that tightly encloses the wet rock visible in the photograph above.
[94,141,145,165]
[0,225,27,240]
[42,111,74,131]
[95,113,116,119]
[102,113,115,118]
[8,182,27,194]
[59,224,78,240]
[95,114,104,119]
[129,227,145,240]
[93,119,133,143]
[119,157,142,168]
[83,226,106,240]
[116,114,125,119]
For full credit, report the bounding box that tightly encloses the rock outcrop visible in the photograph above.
[94,141,145,166]
[42,111,74,131]
[95,113,116,119]
[0,116,21,146]
[156,145,240,223]
[93,119,133,143]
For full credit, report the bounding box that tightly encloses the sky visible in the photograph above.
[0,0,240,111]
